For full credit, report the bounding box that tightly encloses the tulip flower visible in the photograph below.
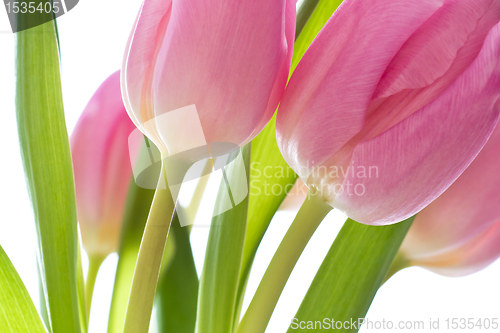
[71,71,136,260]
[121,0,296,155]
[120,2,296,332]
[397,123,500,277]
[276,0,500,225]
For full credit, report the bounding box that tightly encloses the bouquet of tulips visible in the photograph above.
[3,0,500,332]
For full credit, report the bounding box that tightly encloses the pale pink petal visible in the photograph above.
[152,0,294,154]
[413,220,500,277]
[122,0,172,149]
[249,0,296,140]
[376,0,500,98]
[366,0,500,137]
[71,71,137,256]
[277,0,444,180]
[332,24,500,225]
[403,123,500,259]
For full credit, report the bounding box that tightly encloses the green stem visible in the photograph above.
[295,0,320,39]
[107,179,155,333]
[180,160,212,225]
[285,217,414,333]
[382,251,411,284]
[122,163,175,333]
[85,255,105,320]
[237,193,332,333]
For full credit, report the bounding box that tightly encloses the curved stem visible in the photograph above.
[382,251,411,285]
[237,193,332,333]
[123,163,176,333]
[85,255,105,320]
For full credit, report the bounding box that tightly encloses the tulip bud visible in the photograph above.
[399,123,500,277]
[277,0,500,225]
[121,0,296,155]
[71,71,137,259]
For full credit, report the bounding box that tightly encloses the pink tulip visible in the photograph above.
[400,123,500,277]
[122,0,296,154]
[277,0,500,225]
[71,71,137,258]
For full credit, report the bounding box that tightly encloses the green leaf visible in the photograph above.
[0,244,47,333]
[107,180,155,333]
[77,243,87,333]
[16,19,81,333]
[295,0,320,39]
[196,145,251,333]
[288,217,415,333]
[236,0,344,318]
[37,267,50,332]
[236,117,297,318]
[156,217,199,333]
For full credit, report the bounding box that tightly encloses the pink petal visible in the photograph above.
[151,0,295,154]
[277,0,444,180]
[249,0,297,140]
[403,123,500,259]
[122,0,173,149]
[376,0,500,98]
[71,71,137,256]
[333,23,500,225]
[367,0,500,137]
[413,220,500,277]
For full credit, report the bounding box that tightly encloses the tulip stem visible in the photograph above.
[181,160,213,225]
[295,0,320,39]
[236,192,332,333]
[382,252,411,284]
[85,255,105,321]
[122,163,176,333]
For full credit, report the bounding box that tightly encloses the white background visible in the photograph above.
[1,1,499,332]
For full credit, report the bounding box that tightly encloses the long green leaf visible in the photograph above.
[236,117,297,318]
[76,243,87,333]
[107,180,155,333]
[156,218,198,333]
[287,217,415,333]
[16,19,81,333]
[196,145,251,333]
[0,244,47,333]
[237,0,344,317]
[155,165,209,332]
[37,267,50,332]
